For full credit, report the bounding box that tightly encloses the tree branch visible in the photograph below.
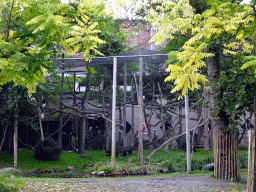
[5,0,15,42]
[147,120,208,159]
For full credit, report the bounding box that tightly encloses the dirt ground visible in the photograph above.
[20,175,247,192]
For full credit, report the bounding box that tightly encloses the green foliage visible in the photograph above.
[0,174,26,192]
[147,149,210,173]
[147,0,256,98]
[63,0,106,60]
[34,138,63,161]
[0,0,112,95]
[238,150,248,169]
[218,55,256,129]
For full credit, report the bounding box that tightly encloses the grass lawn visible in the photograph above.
[0,148,249,192]
[0,148,248,178]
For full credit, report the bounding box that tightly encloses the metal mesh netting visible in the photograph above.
[49,48,169,77]
[46,48,205,152]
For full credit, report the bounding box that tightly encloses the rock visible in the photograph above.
[97,171,105,176]
[91,171,97,175]
[67,166,74,173]
[0,167,23,176]
[202,163,214,171]
[67,166,74,171]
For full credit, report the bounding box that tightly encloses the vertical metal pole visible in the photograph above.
[111,57,117,166]
[185,92,191,173]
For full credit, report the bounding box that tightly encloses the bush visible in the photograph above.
[238,150,248,169]
[34,138,62,161]
[0,174,26,192]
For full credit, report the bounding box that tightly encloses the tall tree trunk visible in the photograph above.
[123,63,127,148]
[72,73,78,151]
[203,90,210,151]
[78,66,92,154]
[38,106,44,140]
[13,102,18,168]
[157,82,168,153]
[101,74,109,151]
[207,50,240,181]
[196,91,203,146]
[118,96,122,145]
[247,97,256,191]
[179,101,182,135]
[59,70,64,146]
[144,106,153,149]
[0,124,9,153]
[131,76,135,147]
[136,53,145,163]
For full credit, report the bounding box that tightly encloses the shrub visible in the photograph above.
[34,138,62,161]
[238,150,248,169]
[0,174,26,192]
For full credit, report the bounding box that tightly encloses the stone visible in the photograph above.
[67,166,74,171]
[202,163,214,171]
[0,167,23,176]
[97,171,105,176]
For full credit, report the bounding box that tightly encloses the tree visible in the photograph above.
[147,0,256,181]
[0,0,110,167]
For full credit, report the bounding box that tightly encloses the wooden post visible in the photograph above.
[111,56,117,166]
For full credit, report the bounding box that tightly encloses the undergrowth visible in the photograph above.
[0,173,26,192]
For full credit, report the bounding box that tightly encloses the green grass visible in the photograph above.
[0,148,248,178]
[0,149,110,171]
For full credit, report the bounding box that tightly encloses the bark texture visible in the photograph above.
[207,50,240,181]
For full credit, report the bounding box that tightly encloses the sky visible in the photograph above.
[60,0,252,18]
[60,0,133,18]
